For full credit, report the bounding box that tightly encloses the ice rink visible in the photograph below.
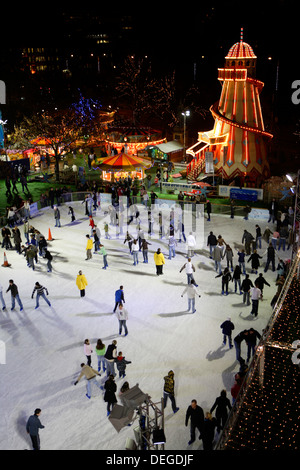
[0,198,290,450]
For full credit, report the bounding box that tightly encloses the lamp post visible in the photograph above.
[286,170,300,263]
[182,110,190,163]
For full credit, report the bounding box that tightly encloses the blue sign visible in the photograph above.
[230,188,258,202]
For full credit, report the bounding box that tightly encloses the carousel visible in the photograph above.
[97,153,152,182]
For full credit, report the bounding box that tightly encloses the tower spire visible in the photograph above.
[240,27,244,42]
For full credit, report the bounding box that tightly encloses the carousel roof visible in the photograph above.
[99,153,152,170]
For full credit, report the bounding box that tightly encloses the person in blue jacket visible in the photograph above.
[113,286,125,313]
[26,408,45,450]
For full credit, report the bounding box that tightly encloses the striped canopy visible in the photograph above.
[99,153,151,171]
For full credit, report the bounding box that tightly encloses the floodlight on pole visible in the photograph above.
[182,110,190,163]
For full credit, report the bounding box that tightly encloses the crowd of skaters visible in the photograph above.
[0,180,294,450]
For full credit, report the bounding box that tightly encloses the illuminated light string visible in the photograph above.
[216,262,300,450]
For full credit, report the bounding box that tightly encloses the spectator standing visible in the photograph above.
[185,399,204,445]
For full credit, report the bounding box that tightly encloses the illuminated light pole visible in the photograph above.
[182,110,190,163]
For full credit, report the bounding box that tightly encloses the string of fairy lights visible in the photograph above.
[216,253,300,450]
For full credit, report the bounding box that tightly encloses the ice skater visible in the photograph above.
[113,286,125,313]
[116,351,131,378]
[68,206,75,222]
[179,258,198,285]
[163,370,179,414]
[99,244,108,269]
[85,234,93,260]
[95,339,106,373]
[84,339,93,366]
[210,390,232,433]
[6,280,23,311]
[26,408,45,451]
[74,363,102,399]
[220,317,235,348]
[104,340,117,376]
[181,279,201,313]
[185,399,204,445]
[154,248,165,275]
[76,270,88,297]
[104,375,117,416]
[215,267,232,295]
[54,206,61,227]
[31,282,51,309]
[116,303,128,336]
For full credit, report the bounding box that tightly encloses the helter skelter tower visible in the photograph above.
[187,29,273,183]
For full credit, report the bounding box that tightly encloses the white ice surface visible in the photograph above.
[0,200,290,450]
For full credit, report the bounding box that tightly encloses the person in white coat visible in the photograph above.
[181,280,201,313]
[186,232,196,257]
[116,304,128,336]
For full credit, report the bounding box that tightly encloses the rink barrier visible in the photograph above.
[1,191,270,227]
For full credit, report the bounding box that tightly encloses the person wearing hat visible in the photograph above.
[163,370,179,414]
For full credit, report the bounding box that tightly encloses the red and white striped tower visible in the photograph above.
[187,29,273,184]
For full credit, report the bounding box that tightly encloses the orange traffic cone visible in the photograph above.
[47,228,53,241]
[2,252,11,268]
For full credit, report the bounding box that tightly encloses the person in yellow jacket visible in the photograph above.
[85,234,93,260]
[76,270,88,297]
[154,248,165,276]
